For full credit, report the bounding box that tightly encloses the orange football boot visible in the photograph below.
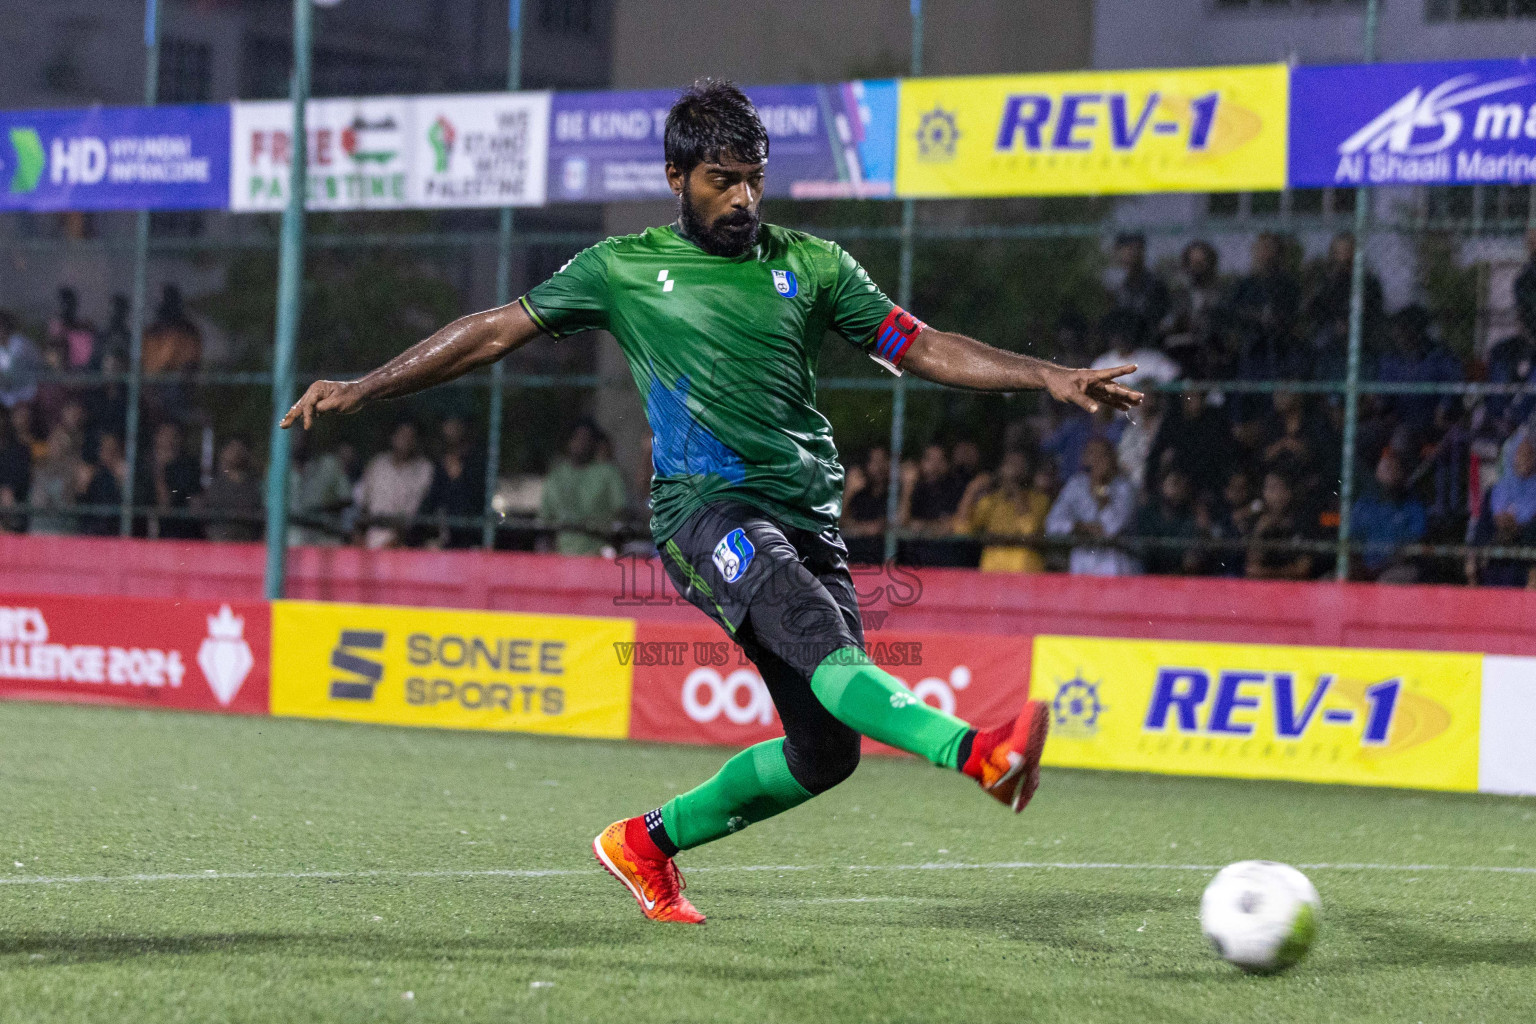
[964,699,1050,813]
[592,818,706,924]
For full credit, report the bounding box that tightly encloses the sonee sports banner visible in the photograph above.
[269,600,633,738]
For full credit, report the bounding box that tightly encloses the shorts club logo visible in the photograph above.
[712,529,756,584]
[771,269,798,297]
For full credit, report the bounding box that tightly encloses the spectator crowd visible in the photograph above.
[6,226,1536,588]
[841,229,1536,588]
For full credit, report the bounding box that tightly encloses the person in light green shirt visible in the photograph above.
[539,419,627,556]
[283,79,1143,925]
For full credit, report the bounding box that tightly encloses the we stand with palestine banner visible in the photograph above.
[6,57,1536,212]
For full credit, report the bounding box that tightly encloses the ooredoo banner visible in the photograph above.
[270,600,633,738]
[0,594,269,714]
[0,104,229,212]
[896,64,1288,198]
[626,622,1032,751]
[1291,58,1536,188]
[547,81,896,203]
[1033,635,1483,792]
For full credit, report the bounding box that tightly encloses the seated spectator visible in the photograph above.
[47,286,97,372]
[140,419,203,540]
[142,284,203,424]
[12,403,45,463]
[29,411,86,535]
[901,443,967,536]
[1482,324,1536,434]
[76,433,126,536]
[1467,439,1536,586]
[1261,391,1339,500]
[540,419,626,556]
[949,440,981,493]
[1349,448,1428,584]
[1147,390,1235,499]
[1301,231,1383,381]
[1245,472,1322,581]
[197,437,263,543]
[288,431,354,547]
[1105,231,1169,346]
[419,414,486,549]
[1228,232,1300,392]
[1160,240,1227,377]
[1117,392,1164,491]
[0,310,41,411]
[842,445,892,540]
[956,449,1051,573]
[1091,308,1180,390]
[98,295,131,366]
[1135,467,1206,576]
[83,348,128,448]
[0,408,32,532]
[1209,469,1260,576]
[1376,305,1461,435]
[355,419,434,549]
[1045,437,1140,576]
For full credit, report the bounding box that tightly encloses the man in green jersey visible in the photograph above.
[284,80,1142,924]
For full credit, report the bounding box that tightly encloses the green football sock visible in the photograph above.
[809,646,971,769]
[660,737,813,851]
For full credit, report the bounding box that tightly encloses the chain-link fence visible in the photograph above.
[2,0,1534,589]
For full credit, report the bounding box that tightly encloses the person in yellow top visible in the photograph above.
[955,449,1052,573]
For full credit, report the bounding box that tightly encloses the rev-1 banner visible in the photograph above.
[1290,58,1536,188]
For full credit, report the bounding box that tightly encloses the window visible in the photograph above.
[158,37,212,103]
[1427,0,1536,19]
[539,0,597,35]
[1206,189,1357,220]
[1213,0,1363,9]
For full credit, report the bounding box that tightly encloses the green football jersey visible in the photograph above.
[519,222,921,543]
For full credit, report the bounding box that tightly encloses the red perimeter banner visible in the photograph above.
[627,622,1032,751]
[0,594,270,715]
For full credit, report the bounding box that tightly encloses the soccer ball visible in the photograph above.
[1199,860,1320,973]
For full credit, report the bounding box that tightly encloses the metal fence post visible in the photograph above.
[1334,0,1381,580]
[120,0,160,536]
[883,0,924,562]
[483,0,523,549]
[262,0,314,599]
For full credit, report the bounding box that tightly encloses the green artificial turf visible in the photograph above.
[1,701,1533,1023]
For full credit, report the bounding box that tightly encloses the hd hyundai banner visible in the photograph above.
[547,81,896,203]
[0,104,229,212]
[0,594,269,714]
[1290,58,1536,189]
[895,64,1289,198]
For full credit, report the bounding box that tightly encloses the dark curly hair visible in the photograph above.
[664,78,769,175]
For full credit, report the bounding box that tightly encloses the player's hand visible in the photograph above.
[281,379,365,429]
[1045,364,1144,414]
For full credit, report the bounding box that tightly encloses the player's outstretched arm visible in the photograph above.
[901,328,1143,415]
[281,301,542,429]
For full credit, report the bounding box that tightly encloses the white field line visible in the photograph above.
[2,860,1535,887]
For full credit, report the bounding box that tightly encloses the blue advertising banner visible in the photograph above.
[547,81,895,203]
[0,104,230,212]
[1291,59,1536,189]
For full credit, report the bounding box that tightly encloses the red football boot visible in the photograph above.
[592,817,706,924]
[962,699,1050,813]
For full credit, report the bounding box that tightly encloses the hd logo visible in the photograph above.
[329,630,385,701]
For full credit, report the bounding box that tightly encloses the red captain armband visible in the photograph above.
[868,307,926,375]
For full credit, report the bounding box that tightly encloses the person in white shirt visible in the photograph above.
[0,310,41,410]
[1090,308,1180,390]
[1046,436,1140,576]
[354,419,433,549]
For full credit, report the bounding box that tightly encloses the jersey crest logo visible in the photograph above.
[712,528,756,584]
[771,269,798,298]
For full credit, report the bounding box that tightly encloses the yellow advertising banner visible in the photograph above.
[896,65,1288,198]
[1033,636,1481,792]
[271,600,634,739]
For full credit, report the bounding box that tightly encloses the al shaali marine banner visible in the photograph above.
[1291,58,1536,188]
[1033,635,1482,792]
[896,64,1288,198]
[270,600,633,739]
[230,92,550,212]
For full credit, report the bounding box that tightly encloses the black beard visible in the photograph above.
[678,184,760,258]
